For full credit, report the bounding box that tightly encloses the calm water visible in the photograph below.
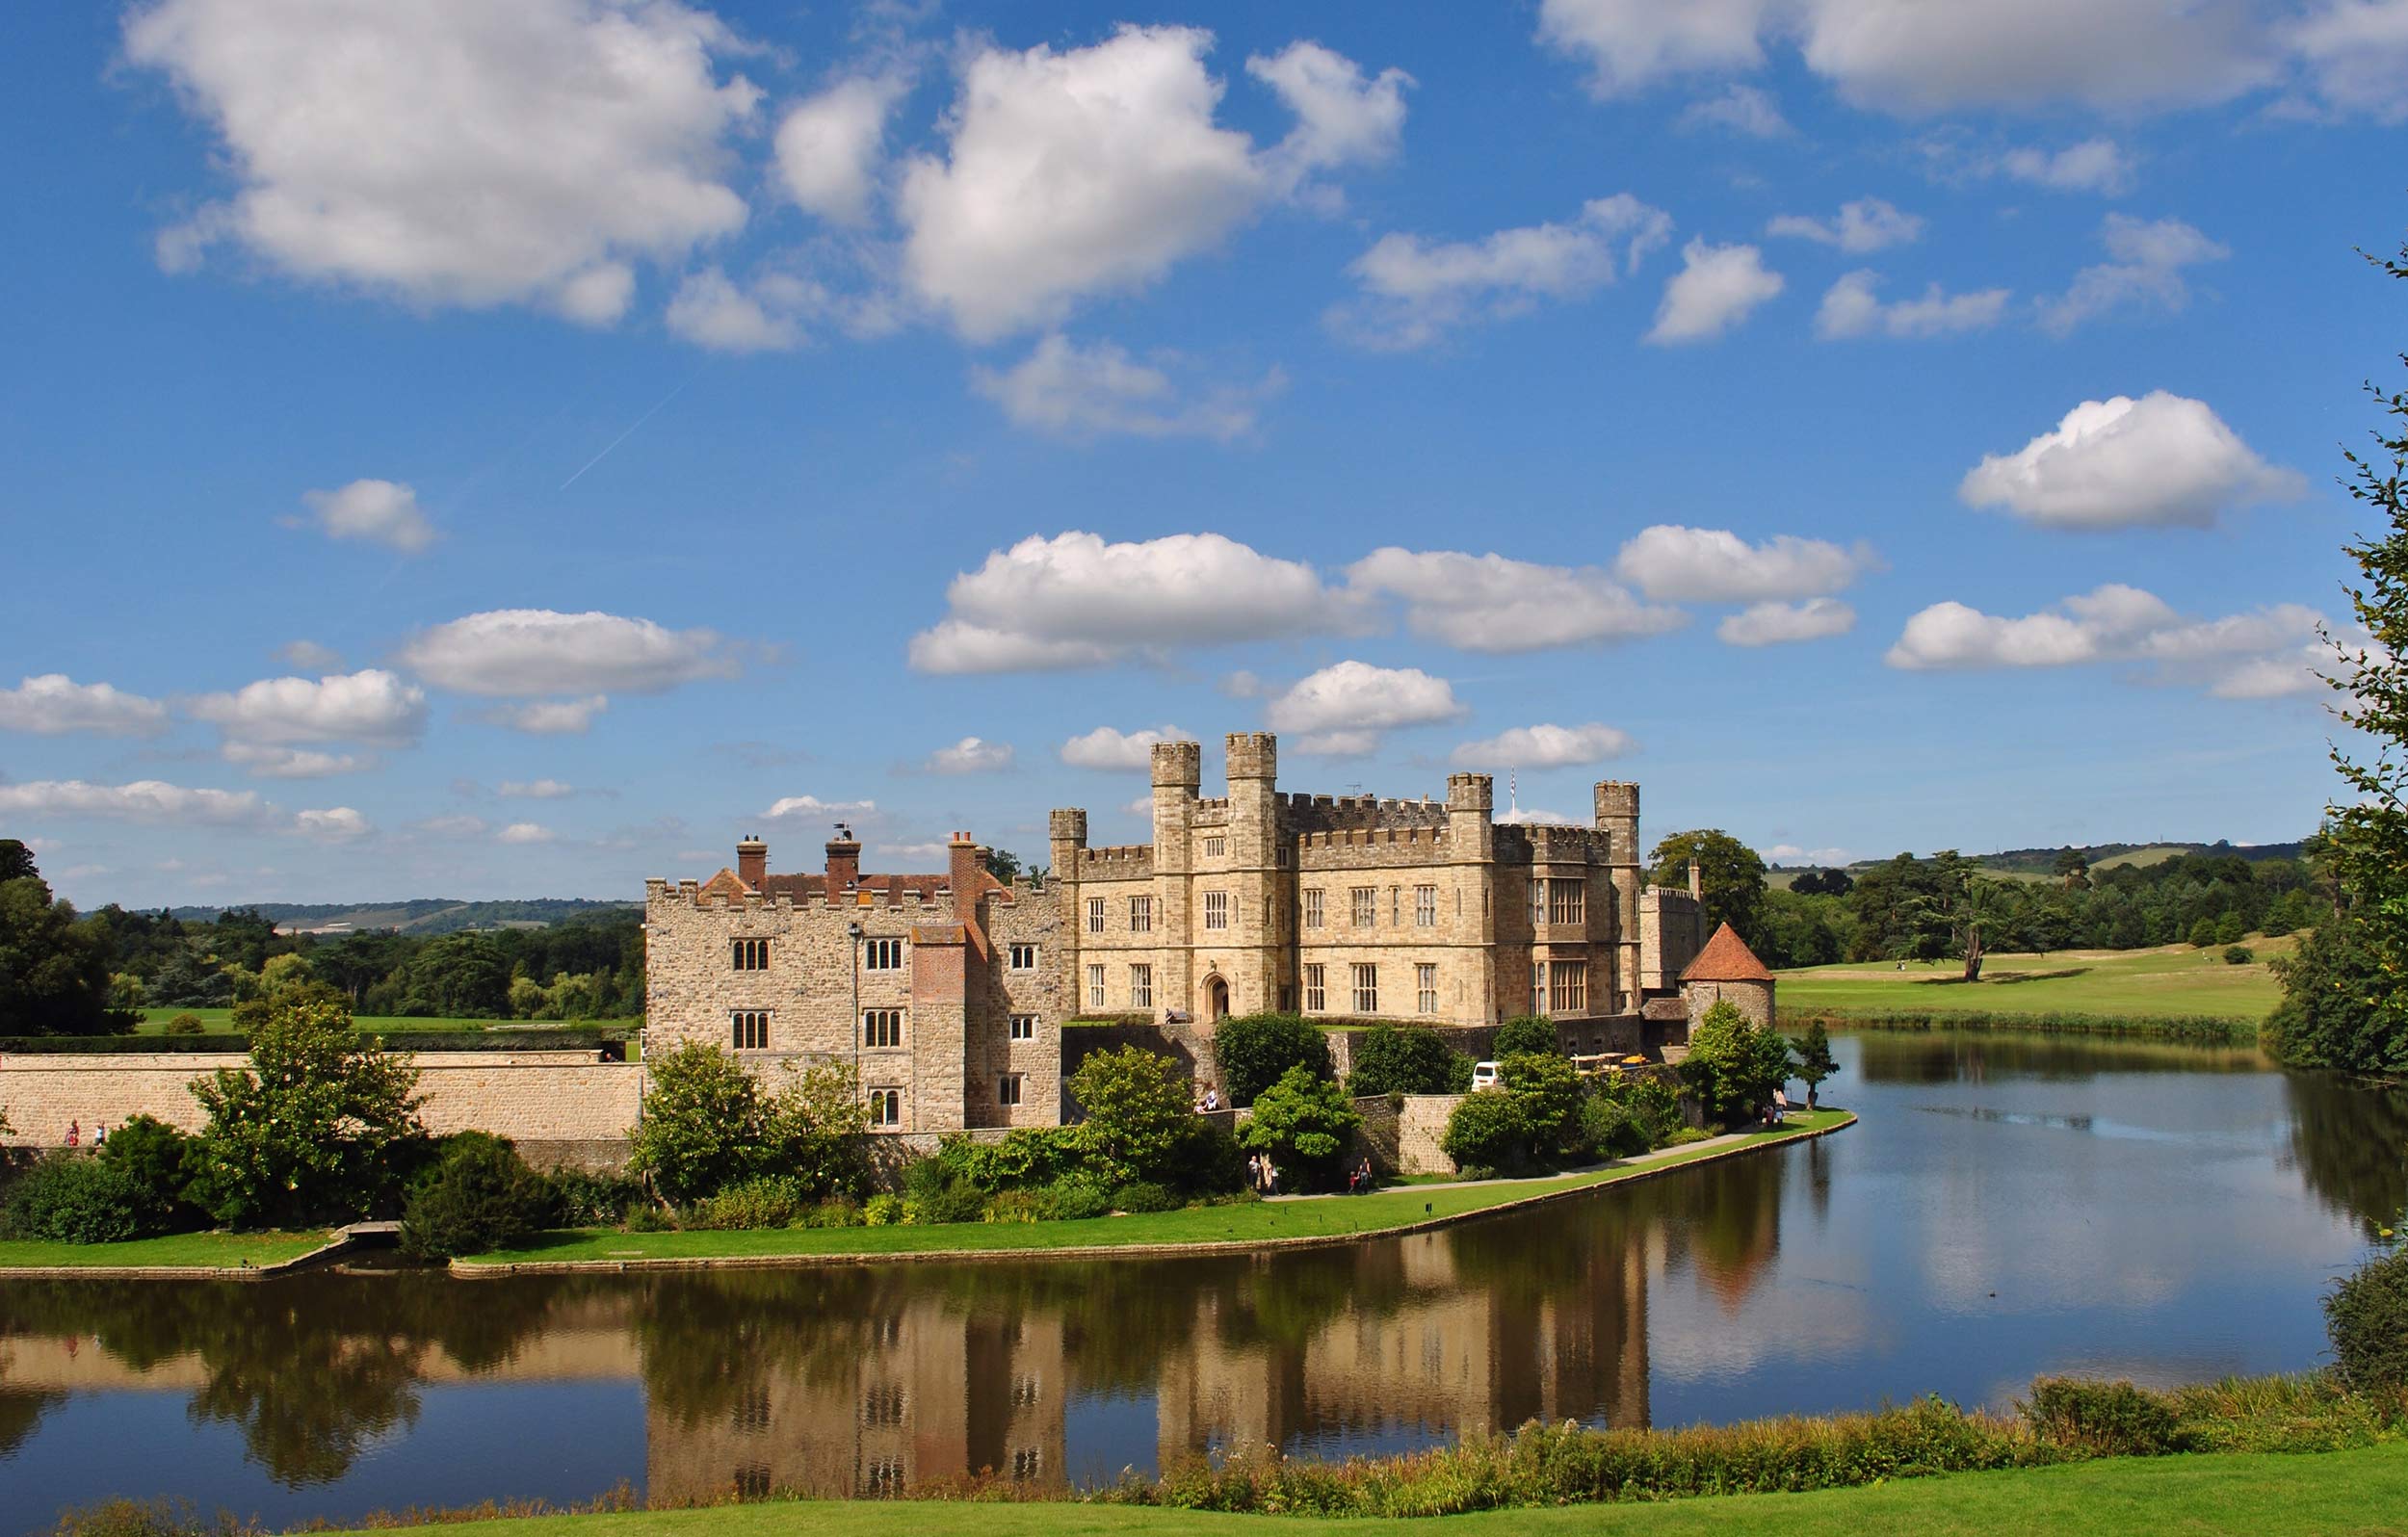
[4,1030,2403,1531]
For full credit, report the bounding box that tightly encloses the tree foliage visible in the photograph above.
[1788,1019,1839,1107]
[1492,1015,1560,1058]
[1064,1045,1203,1188]
[1680,1001,1794,1129]
[1236,1066,1363,1190]
[1439,1052,1586,1174]
[1346,1024,1473,1096]
[0,854,127,1036]
[628,1043,868,1206]
[1648,829,1768,948]
[1211,1013,1334,1106]
[400,1133,553,1260]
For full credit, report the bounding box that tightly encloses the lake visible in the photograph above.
[3,1029,2401,1532]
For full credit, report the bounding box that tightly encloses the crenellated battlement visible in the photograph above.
[1283,792,1451,834]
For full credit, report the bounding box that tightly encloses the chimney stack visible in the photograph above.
[736,836,767,890]
[825,827,861,894]
[1688,859,1701,901]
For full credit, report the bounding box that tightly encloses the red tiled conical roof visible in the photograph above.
[1680,922,1773,983]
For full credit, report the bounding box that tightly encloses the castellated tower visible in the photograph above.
[1048,807,1088,874]
[1218,732,1286,1019]
[1448,772,1499,1014]
[1151,739,1203,1013]
[1595,782,1642,1011]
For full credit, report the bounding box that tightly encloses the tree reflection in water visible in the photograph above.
[2283,1070,2408,1239]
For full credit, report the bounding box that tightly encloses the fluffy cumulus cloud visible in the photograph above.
[774,75,908,224]
[1060,725,1190,770]
[907,532,1352,674]
[2037,215,2228,335]
[664,268,811,352]
[1960,392,2302,530]
[221,743,367,779]
[123,0,759,321]
[1646,239,1783,344]
[2290,1,2408,122]
[1718,598,1858,646]
[1330,194,1672,350]
[1816,272,2011,339]
[2001,139,2137,195]
[275,640,343,671]
[0,778,267,827]
[926,736,1016,773]
[1678,82,1792,136]
[294,479,437,553]
[189,667,427,746]
[495,821,555,845]
[0,675,169,737]
[1537,0,1770,96]
[400,610,742,695]
[295,806,372,842]
[497,779,577,798]
[1614,525,1873,602]
[1265,661,1463,755]
[1766,197,1924,253]
[1348,548,1685,652]
[477,696,610,735]
[971,335,1283,440]
[898,26,1403,340]
[763,793,877,820]
[1452,722,1636,768]
[1886,583,2329,697]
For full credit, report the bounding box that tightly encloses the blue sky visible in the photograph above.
[3,0,2403,906]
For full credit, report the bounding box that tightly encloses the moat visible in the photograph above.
[4,1029,2401,1534]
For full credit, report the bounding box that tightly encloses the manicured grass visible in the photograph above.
[0,1228,331,1269]
[132,1007,641,1035]
[459,1112,1849,1266]
[346,1442,2408,1537]
[1776,938,2293,1023]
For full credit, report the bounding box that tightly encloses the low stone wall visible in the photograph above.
[1397,1094,1464,1176]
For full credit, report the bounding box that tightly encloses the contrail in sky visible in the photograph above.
[559,365,708,491]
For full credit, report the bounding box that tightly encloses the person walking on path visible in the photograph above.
[65,1120,79,1148]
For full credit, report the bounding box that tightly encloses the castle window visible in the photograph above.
[864,937,905,971]
[863,1459,903,1497]
[1131,963,1153,1008]
[1415,885,1437,927]
[1130,895,1152,932]
[1203,835,1225,857]
[1303,963,1325,1012]
[1086,897,1106,933]
[1086,964,1105,1009]
[1012,1374,1042,1408]
[863,1009,904,1048]
[1532,961,1546,1012]
[1278,984,1295,1011]
[862,1383,906,1427]
[1554,960,1588,1014]
[1303,889,1324,928]
[1008,943,1037,971]
[731,1010,771,1050]
[1351,963,1378,1014]
[1204,891,1229,930]
[1276,846,1290,868]
[999,1074,1024,1107]
[1531,878,1546,928]
[1550,878,1585,925]
[733,1385,772,1434]
[1350,886,1375,926]
[1417,963,1438,1015]
[734,1466,771,1501]
[1011,1447,1043,1481]
[1391,887,1400,925]
[732,937,772,971]
[868,1088,902,1128]
[1010,1014,1036,1041]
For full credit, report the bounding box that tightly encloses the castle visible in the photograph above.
[643,731,1767,1134]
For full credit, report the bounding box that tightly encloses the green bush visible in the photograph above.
[862,1193,905,1226]
[1579,1095,1651,1159]
[910,1178,987,1225]
[2326,1245,2408,1394]
[801,1197,863,1228]
[1492,1015,1559,1057]
[399,1133,552,1260]
[934,1126,1076,1194]
[1237,1065,1364,1191]
[983,1189,1046,1224]
[1596,1075,1686,1148]
[1066,1045,1214,1188]
[1438,1092,1530,1175]
[1346,1025,1472,1096]
[1112,1180,1182,1213]
[2022,1378,2186,1455]
[96,1114,204,1234]
[1212,1013,1334,1106]
[2224,945,2255,965]
[627,1044,868,1205]
[694,1175,807,1232]
[622,1203,672,1233]
[1438,1052,1586,1174]
[544,1169,643,1227]
[1041,1176,1112,1220]
[162,1013,206,1036]
[1680,1001,1793,1130]
[2188,916,2218,948]
[0,1154,153,1243]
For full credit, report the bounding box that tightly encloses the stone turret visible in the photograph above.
[1151,739,1201,1014]
[1595,781,1642,1011]
[1048,807,1087,872]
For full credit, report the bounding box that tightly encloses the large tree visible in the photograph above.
[1648,829,1768,947]
[0,852,124,1036]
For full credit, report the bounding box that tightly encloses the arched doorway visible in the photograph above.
[1204,975,1230,1023]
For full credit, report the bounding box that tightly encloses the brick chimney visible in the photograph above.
[1688,859,1702,900]
[736,835,767,890]
[825,827,861,894]
[947,830,983,902]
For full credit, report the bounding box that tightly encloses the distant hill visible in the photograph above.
[1766,839,2309,889]
[162,898,639,935]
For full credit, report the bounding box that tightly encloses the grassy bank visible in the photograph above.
[0,1229,331,1270]
[458,1111,1850,1268]
[1776,939,2290,1027]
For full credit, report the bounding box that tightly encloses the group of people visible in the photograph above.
[1758,1089,1793,1129]
[63,1119,107,1148]
[1193,1082,1221,1113]
[1244,1151,1281,1195]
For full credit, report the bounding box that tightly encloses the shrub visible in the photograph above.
[1438,1052,1585,1174]
[1665,1127,1714,1146]
[1346,1025,1472,1097]
[545,1169,643,1227]
[1111,1180,1181,1213]
[1680,1001,1793,1129]
[801,1197,863,1228]
[2224,945,2255,965]
[1492,1015,1559,1058]
[935,1126,1076,1194]
[1579,1095,1651,1159]
[2327,1244,2408,1394]
[1237,1065,1364,1191]
[1213,1014,1334,1106]
[0,1154,153,1243]
[862,1193,905,1226]
[694,1175,807,1232]
[901,1159,986,1225]
[2188,917,2218,949]
[96,1114,203,1234]
[2022,1378,2186,1456]
[399,1133,552,1259]
[162,1013,206,1036]
[984,1189,1045,1224]
[1066,1045,1204,1187]
[1041,1176,1112,1221]
[1439,1092,1531,1175]
[628,1044,868,1205]
[622,1204,672,1233]
[1596,1075,1685,1148]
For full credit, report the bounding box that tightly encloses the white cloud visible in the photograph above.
[1265,661,1462,755]
[1763,843,1854,865]
[2037,215,2228,335]
[875,840,953,863]
[665,268,808,352]
[1348,548,1685,652]
[1960,392,2302,531]
[1330,194,1671,350]
[401,609,741,695]
[1718,598,1858,646]
[275,639,343,671]
[292,479,438,554]
[0,779,269,827]
[763,794,877,820]
[1678,83,1791,136]
[123,0,758,321]
[1646,239,1783,344]
[774,75,907,225]
[2289,1,2408,122]
[1537,0,1770,96]
[1766,197,1924,253]
[1060,726,1191,771]
[1453,722,1636,768]
[1815,272,2011,339]
[926,737,1015,774]
[1497,805,1582,826]
[477,696,610,735]
[1614,525,1873,602]
[907,532,1352,674]
[221,743,367,778]
[295,806,372,842]
[495,821,555,845]
[497,779,578,798]
[970,335,1282,440]
[1886,583,2329,697]
[2001,139,2136,195]
[190,667,427,745]
[0,675,169,737]
[898,27,1401,340]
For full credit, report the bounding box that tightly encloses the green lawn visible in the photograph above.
[1776,938,2293,1023]
[462,1112,1851,1267]
[131,1007,641,1035]
[0,1228,331,1269]
[345,1442,2408,1537]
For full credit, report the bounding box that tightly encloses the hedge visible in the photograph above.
[0,1029,633,1055]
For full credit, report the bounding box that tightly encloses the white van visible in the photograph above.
[1470,1060,1500,1090]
